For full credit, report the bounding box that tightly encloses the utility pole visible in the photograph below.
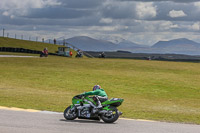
[3,29,5,37]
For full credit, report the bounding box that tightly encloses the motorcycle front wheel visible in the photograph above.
[64,106,77,120]
[100,107,119,123]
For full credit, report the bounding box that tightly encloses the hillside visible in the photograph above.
[0,37,64,53]
[150,38,200,55]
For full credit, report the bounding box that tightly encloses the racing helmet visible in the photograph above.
[93,85,101,91]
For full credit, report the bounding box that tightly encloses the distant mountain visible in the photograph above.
[150,38,200,55]
[98,36,125,44]
[152,38,200,48]
[64,36,147,51]
[65,36,117,51]
[99,36,147,49]
[117,40,148,49]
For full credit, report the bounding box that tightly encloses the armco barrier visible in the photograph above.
[0,47,58,56]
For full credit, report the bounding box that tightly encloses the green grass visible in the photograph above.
[0,57,200,124]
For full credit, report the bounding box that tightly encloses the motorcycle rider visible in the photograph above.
[83,85,108,109]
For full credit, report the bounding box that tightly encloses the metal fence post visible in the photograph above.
[3,29,5,37]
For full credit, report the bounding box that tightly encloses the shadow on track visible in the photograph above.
[60,119,116,124]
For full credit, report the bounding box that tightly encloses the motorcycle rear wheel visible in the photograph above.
[64,106,77,120]
[100,107,119,123]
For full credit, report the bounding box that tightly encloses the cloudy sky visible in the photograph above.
[1,0,200,45]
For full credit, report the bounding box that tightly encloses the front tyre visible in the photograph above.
[101,107,119,123]
[64,106,77,120]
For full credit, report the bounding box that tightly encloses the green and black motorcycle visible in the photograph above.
[64,94,124,123]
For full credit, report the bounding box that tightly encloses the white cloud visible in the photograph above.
[99,18,113,24]
[0,0,61,9]
[2,11,15,19]
[191,22,200,31]
[0,0,61,19]
[88,25,129,32]
[43,0,61,6]
[88,26,116,31]
[168,10,187,18]
[2,11,9,16]
[194,2,200,7]
[10,15,15,19]
[136,2,157,19]
[159,21,179,30]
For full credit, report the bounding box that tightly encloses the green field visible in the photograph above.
[0,56,200,124]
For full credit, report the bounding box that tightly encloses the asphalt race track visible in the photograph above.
[0,108,200,133]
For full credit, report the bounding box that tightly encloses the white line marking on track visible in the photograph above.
[0,106,40,112]
[119,118,156,122]
[40,111,62,114]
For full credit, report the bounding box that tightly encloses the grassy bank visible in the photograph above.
[0,57,200,124]
[0,37,64,53]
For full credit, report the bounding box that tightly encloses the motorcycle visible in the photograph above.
[75,52,83,58]
[40,50,48,57]
[99,52,106,58]
[64,94,124,123]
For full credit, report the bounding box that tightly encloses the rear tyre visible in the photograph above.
[101,107,119,123]
[64,106,77,120]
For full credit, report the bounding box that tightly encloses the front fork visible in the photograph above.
[70,104,82,117]
[70,104,74,109]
